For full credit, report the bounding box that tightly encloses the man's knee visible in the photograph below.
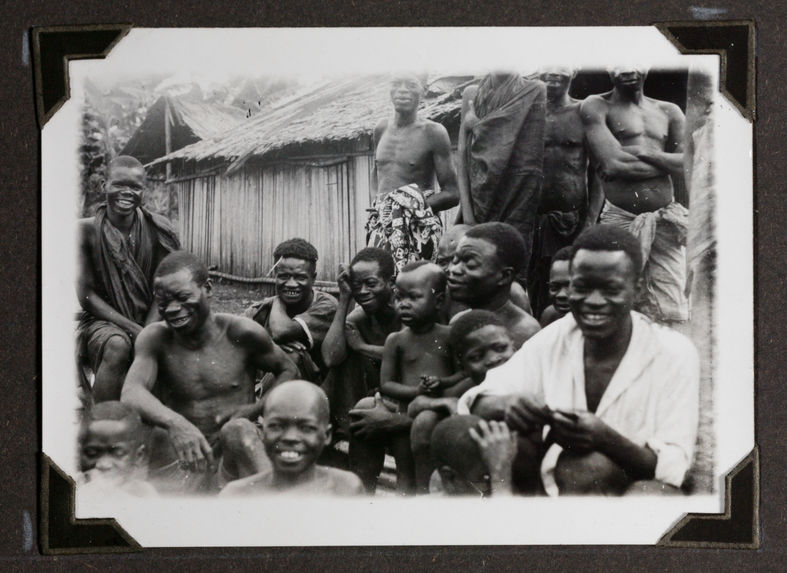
[624,479,682,496]
[410,411,440,452]
[353,397,375,410]
[219,418,260,453]
[555,450,630,495]
[101,335,133,369]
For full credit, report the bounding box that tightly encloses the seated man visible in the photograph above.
[77,155,180,402]
[448,222,540,348]
[122,251,298,495]
[220,381,364,496]
[430,415,516,497]
[538,246,572,327]
[436,224,532,322]
[350,261,454,495]
[409,309,516,493]
[77,400,157,498]
[321,248,401,438]
[458,225,699,496]
[246,238,338,384]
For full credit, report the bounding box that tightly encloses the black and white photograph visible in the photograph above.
[39,27,754,546]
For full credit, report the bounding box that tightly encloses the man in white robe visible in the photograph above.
[458,225,699,495]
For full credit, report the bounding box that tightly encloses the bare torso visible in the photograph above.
[542,100,588,213]
[600,94,674,213]
[375,118,437,199]
[497,301,541,349]
[349,307,400,349]
[395,325,454,387]
[156,314,256,441]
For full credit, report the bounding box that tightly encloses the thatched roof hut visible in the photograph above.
[147,75,468,285]
[122,95,246,165]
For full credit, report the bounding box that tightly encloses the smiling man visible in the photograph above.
[581,65,689,325]
[77,155,180,402]
[121,251,298,495]
[458,225,699,496]
[220,380,364,496]
[366,73,459,272]
[245,238,338,384]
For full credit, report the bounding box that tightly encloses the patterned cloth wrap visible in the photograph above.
[365,183,443,273]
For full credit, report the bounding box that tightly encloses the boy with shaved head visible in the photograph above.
[77,400,156,497]
[431,415,517,497]
[538,246,573,327]
[349,260,455,494]
[220,381,363,496]
[448,222,540,348]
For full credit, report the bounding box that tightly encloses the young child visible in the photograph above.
[538,246,572,327]
[409,309,516,493]
[430,415,517,497]
[350,260,455,494]
[220,381,364,496]
[77,401,157,498]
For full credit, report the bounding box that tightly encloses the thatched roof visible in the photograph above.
[122,95,246,165]
[148,75,468,172]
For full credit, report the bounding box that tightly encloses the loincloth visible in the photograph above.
[77,317,132,373]
[600,201,689,322]
[365,184,442,273]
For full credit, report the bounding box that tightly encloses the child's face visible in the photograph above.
[459,325,515,382]
[262,394,331,478]
[548,260,571,314]
[349,260,392,314]
[394,269,442,327]
[79,420,144,483]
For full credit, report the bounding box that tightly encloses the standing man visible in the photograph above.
[456,71,546,279]
[581,66,689,325]
[122,251,298,494]
[367,73,459,272]
[77,155,180,402]
[528,67,603,318]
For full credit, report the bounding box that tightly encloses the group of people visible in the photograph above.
[75,64,700,500]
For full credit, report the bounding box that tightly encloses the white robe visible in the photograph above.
[457,312,699,496]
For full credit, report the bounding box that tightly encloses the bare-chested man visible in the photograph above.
[121,251,298,494]
[528,67,602,318]
[77,156,179,402]
[366,73,459,272]
[581,66,689,324]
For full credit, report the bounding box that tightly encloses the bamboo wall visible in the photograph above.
[173,150,459,283]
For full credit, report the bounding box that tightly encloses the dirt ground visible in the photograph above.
[211,279,715,493]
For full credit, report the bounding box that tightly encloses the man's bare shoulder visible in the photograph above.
[223,313,270,343]
[374,118,389,138]
[651,98,685,119]
[78,217,96,243]
[346,306,369,327]
[461,84,479,101]
[137,321,171,348]
[580,93,612,113]
[505,304,542,344]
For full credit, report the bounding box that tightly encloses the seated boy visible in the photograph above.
[538,246,572,327]
[430,415,517,497]
[437,224,532,322]
[220,380,363,496]
[77,401,157,498]
[245,238,338,384]
[321,248,401,439]
[349,261,453,494]
[409,309,516,493]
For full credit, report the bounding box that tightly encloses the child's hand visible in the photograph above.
[469,420,517,490]
[419,375,442,396]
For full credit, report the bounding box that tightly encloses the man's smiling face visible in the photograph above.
[105,164,145,216]
[275,257,316,309]
[568,249,638,340]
